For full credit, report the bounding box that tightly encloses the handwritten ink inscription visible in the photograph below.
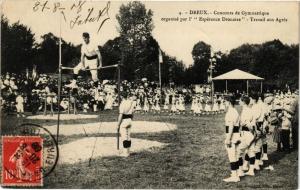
[33,0,110,33]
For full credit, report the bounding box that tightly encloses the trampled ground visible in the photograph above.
[1,109,298,189]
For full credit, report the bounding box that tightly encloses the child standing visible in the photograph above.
[15,92,25,117]
[143,97,150,114]
[170,95,177,115]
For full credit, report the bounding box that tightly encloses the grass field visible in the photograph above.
[1,109,298,189]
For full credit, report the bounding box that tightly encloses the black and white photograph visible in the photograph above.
[0,0,299,189]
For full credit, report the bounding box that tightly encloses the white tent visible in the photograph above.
[212,69,264,94]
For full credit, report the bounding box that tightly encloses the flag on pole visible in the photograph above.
[32,65,37,80]
[159,48,163,64]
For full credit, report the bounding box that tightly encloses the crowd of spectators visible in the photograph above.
[0,72,298,121]
[0,72,216,116]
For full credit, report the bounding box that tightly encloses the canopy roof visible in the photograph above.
[213,69,264,80]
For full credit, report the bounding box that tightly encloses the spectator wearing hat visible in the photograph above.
[143,97,150,114]
[270,104,283,151]
[281,105,294,153]
[178,94,185,114]
[135,98,142,113]
[190,96,197,114]
[9,77,18,91]
[220,97,226,113]
[104,90,115,111]
[291,93,298,150]
[212,98,220,114]
[170,95,177,115]
[192,96,198,116]
[15,91,25,117]
[97,89,106,111]
[163,92,170,113]
[204,99,212,115]
[4,74,10,86]
[260,93,274,161]
[30,90,40,115]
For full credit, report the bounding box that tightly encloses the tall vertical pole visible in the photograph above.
[225,80,228,94]
[158,49,162,105]
[67,92,70,114]
[260,81,263,93]
[246,80,249,95]
[117,60,121,150]
[117,64,121,106]
[43,96,47,115]
[210,50,213,103]
[159,58,162,92]
[57,12,62,144]
[212,81,214,102]
[210,67,213,103]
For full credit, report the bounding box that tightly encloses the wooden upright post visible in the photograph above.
[43,95,47,115]
[57,12,62,143]
[74,97,77,115]
[117,63,121,150]
[246,80,249,95]
[68,92,71,114]
[50,96,54,116]
[117,64,121,106]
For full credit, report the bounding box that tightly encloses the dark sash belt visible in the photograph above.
[225,126,240,133]
[85,54,98,60]
[122,114,133,119]
[242,126,250,131]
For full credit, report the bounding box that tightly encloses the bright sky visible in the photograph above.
[2,0,299,66]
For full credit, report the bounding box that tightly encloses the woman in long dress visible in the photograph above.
[212,99,220,114]
[270,105,283,151]
[163,93,170,113]
[179,95,186,114]
[191,96,196,114]
[170,96,177,115]
[135,98,142,113]
[194,97,201,116]
[143,97,149,113]
[104,92,114,110]
[220,99,226,113]
[204,99,212,115]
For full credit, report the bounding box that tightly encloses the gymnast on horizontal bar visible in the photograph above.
[65,32,109,89]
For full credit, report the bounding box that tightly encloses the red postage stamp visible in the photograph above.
[2,136,43,186]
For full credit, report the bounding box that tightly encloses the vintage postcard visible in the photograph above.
[0,0,299,189]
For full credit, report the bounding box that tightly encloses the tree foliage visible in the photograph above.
[116,1,157,81]
[210,39,299,91]
[1,16,36,74]
[188,41,211,84]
